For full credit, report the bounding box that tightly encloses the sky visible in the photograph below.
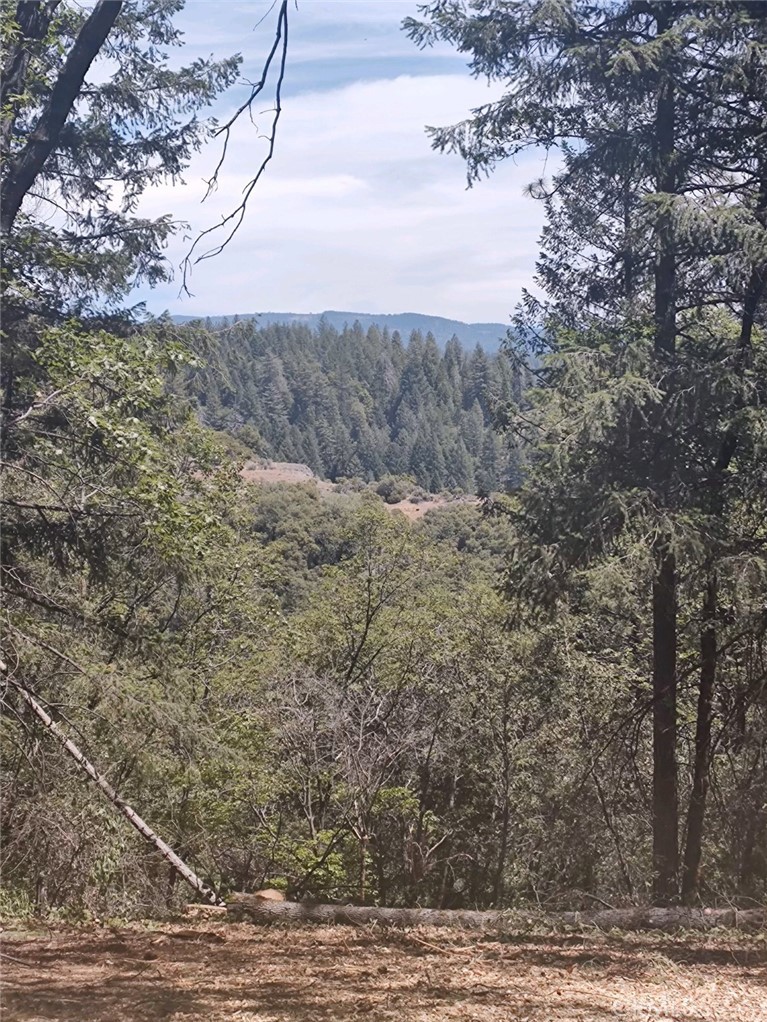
[137,0,547,325]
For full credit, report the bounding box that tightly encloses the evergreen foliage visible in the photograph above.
[1,0,246,701]
[179,318,525,494]
[408,0,767,903]
[2,0,766,921]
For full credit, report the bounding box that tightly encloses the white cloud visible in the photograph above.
[135,21,549,323]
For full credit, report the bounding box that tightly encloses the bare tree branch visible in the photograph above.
[0,661,224,906]
[181,0,289,293]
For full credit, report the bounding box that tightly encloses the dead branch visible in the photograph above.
[0,663,223,906]
[181,0,289,292]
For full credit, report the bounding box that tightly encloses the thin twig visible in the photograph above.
[181,0,289,292]
[0,951,38,969]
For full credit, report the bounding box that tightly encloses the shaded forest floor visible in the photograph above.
[2,920,766,1021]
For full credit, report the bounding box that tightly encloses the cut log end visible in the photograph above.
[253,888,286,902]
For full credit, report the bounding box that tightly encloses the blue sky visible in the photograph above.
[137,1,546,324]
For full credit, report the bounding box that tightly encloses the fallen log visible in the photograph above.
[227,897,766,932]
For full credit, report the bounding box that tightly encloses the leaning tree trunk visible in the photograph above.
[0,0,124,234]
[228,896,766,932]
[3,671,223,906]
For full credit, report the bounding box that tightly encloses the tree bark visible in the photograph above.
[650,7,680,905]
[0,2,62,160]
[681,571,717,904]
[494,797,510,907]
[652,544,679,903]
[4,672,223,906]
[653,77,676,354]
[228,896,766,932]
[1,0,123,235]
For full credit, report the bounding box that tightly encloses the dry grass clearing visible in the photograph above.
[2,920,765,1021]
[237,460,477,520]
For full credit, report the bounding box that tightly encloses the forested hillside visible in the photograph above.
[179,318,525,493]
[2,0,766,940]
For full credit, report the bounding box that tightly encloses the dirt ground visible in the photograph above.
[2,921,766,1022]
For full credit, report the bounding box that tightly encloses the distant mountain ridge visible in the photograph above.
[170,310,511,351]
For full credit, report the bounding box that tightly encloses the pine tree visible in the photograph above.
[448,437,475,492]
[408,0,767,903]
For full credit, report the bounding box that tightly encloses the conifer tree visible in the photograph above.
[407,0,767,902]
[0,1,289,754]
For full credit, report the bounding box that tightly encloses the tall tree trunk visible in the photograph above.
[652,545,679,903]
[653,77,676,355]
[713,171,767,476]
[681,571,717,905]
[650,8,680,905]
[494,717,512,907]
[0,2,62,159]
[691,172,767,902]
[4,671,223,906]
[494,799,510,908]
